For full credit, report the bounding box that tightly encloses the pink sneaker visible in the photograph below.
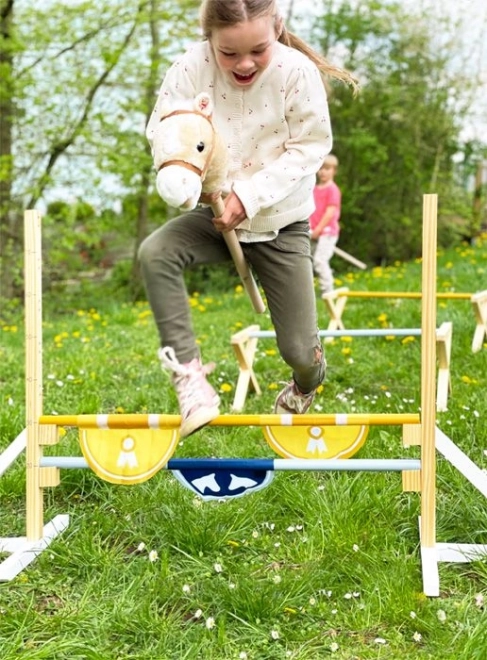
[159,347,220,437]
[274,381,315,414]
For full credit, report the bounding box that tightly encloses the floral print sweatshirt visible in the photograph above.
[147,40,332,237]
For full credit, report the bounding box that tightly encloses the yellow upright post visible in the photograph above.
[420,195,438,594]
[24,209,44,540]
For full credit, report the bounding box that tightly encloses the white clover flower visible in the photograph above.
[344,593,352,599]
[148,550,158,562]
[309,597,317,606]
[437,609,447,622]
[273,575,282,584]
[194,609,203,619]
[137,542,146,552]
[352,544,359,552]
[182,584,191,594]
[206,617,216,629]
[252,531,259,538]
[374,638,386,644]
[270,629,280,640]
[239,653,248,659]
[8,397,13,406]
[214,563,223,573]
[475,593,484,608]
[413,632,422,642]
[287,526,296,532]
[330,642,339,652]
[410,611,417,619]
[274,542,281,548]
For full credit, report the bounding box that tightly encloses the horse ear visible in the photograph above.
[194,92,213,117]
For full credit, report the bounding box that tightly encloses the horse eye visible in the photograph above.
[196,142,205,152]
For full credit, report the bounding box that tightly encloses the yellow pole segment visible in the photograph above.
[25,210,44,540]
[420,195,438,547]
[338,291,470,300]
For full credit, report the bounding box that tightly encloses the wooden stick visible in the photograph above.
[333,245,367,269]
[211,196,266,314]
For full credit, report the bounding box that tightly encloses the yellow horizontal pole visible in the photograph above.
[338,291,471,300]
[39,412,420,429]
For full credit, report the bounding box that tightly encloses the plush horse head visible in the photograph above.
[152,92,228,210]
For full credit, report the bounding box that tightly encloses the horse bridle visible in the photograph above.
[157,109,216,180]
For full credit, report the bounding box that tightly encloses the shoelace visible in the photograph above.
[159,346,216,377]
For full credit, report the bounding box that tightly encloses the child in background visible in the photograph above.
[309,154,341,295]
[139,0,356,437]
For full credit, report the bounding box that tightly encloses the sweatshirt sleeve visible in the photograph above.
[233,62,332,220]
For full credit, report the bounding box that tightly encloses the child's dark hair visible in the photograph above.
[199,0,358,91]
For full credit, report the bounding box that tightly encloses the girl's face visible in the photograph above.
[211,16,278,87]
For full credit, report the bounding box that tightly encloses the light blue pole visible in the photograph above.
[40,457,421,472]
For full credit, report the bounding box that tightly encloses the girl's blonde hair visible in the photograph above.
[199,0,358,91]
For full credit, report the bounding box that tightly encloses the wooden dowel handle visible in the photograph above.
[211,196,266,314]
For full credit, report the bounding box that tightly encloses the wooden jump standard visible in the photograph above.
[230,324,452,413]
[322,287,487,353]
[1,199,487,598]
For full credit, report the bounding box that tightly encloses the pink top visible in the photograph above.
[309,181,341,237]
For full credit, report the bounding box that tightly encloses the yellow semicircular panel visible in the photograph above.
[79,428,179,485]
[262,424,368,460]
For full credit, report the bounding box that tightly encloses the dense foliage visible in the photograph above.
[0,0,486,298]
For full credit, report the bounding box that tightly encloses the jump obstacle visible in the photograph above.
[322,287,487,353]
[230,322,453,413]
[1,200,487,597]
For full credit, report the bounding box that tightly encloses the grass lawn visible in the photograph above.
[0,233,486,659]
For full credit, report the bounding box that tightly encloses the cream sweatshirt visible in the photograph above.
[146,40,332,237]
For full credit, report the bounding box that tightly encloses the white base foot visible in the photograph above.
[0,514,69,582]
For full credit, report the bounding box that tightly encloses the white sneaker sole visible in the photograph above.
[180,402,220,438]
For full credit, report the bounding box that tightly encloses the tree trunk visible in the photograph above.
[0,0,20,299]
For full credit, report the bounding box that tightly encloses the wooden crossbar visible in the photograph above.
[322,287,486,353]
[230,322,452,412]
